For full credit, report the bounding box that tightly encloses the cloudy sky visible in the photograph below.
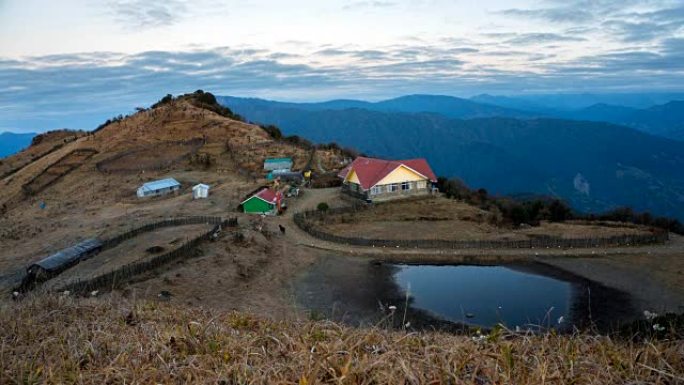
[1,0,683,132]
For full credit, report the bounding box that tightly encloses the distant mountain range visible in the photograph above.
[222,94,684,141]
[218,95,684,219]
[472,95,684,141]
[0,132,35,159]
[221,94,537,120]
[471,92,684,110]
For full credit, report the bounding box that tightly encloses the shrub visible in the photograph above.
[548,199,572,222]
[317,202,329,212]
[261,125,283,139]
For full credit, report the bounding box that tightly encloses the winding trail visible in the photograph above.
[275,187,684,314]
[276,187,684,263]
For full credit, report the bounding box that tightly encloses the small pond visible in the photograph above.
[295,256,637,331]
[394,264,571,328]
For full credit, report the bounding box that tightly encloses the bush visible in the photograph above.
[548,199,572,222]
[261,125,282,139]
[283,135,313,149]
[317,202,329,212]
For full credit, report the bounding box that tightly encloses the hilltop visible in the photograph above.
[0,91,349,293]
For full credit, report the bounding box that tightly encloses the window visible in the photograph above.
[417,181,427,189]
[371,186,382,195]
[389,183,399,192]
[401,182,411,191]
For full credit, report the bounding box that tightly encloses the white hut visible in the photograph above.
[137,178,181,198]
[192,183,210,199]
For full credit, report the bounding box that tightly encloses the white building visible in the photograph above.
[137,178,181,198]
[192,183,210,199]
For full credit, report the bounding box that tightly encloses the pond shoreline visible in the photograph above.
[293,254,647,334]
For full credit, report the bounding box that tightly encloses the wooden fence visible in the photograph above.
[101,216,235,250]
[293,208,669,250]
[60,217,237,295]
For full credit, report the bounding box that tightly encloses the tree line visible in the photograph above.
[436,177,684,234]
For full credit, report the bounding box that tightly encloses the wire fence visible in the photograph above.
[293,207,668,250]
[60,217,238,295]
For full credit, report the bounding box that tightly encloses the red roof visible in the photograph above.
[241,188,281,205]
[338,156,437,190]
[256,188,280,204]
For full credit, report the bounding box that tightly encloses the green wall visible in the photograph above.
[243,197,275,214]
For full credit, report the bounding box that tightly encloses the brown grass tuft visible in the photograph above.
[1,295,682,384]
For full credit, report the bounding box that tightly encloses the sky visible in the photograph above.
[1,0,683,133]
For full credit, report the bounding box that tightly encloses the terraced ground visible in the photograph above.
[96,140,203,173]
[22,148,98,195]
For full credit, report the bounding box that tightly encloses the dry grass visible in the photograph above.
[1,295,682,384]
[319,198,651,241]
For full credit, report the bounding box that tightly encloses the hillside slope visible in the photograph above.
[0,92,347,288]
[2,295,682,384]
[218,100,684,219]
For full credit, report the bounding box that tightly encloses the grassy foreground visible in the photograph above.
[1,295,682,384]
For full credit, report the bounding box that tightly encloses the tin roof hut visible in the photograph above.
[264,157,293,171]
[137,178,181,198]
[26,238,103,282]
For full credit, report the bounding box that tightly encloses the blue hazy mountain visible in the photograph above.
[222,94,684,140]
[567,101,684,141]
[471,92,684,110]
[219,94,538,120]
[0,132,36,158]
[219,96,684,220]
[471,94,684,140]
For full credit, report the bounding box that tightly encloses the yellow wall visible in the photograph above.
[375,165,426,186]
[346,169,361,184]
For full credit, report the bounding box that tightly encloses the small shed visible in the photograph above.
[241,188,282,215]
[267,170,304,183]
[192,183,210,199]
[264,157,293,171]
[137,178,181,198]
[27,238,103,280]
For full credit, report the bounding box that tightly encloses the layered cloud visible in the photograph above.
[0,0,682,132]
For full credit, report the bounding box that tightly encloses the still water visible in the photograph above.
[394,264,571,328]
[294,256,636,331]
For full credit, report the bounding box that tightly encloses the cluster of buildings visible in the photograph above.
[135,155,437,216]
[136,178,209,200]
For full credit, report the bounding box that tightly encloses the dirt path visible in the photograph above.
[278,188,684,261]
[274,188,684,316]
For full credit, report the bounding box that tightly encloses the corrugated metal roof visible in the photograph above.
[31,238,103,272]
[264,158,293,170]
[264,157,292,163]
[140,178,180,192]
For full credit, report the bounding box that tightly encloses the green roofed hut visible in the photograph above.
[241,188,283,215]
[263,157,293,171]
